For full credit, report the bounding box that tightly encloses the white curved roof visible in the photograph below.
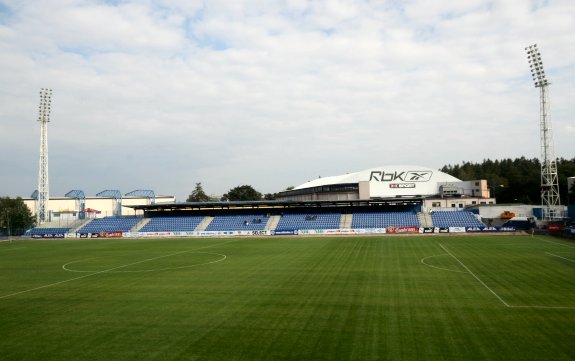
[295,165,461,197]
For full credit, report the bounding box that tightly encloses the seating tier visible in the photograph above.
[206,215,269,231]
[78,217,140,233]
[351,212,419,228]
[430,211,485,228]
[275,213,341,231]
[140,216,204,232]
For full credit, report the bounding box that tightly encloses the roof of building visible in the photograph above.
[295,165,460,190]
[126,198,425,214]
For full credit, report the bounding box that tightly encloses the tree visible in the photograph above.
[221,185,262,201]
[263,193,277,200]
[568,179,575,205]
[558,158,575,205]
[0,197,35,236]
[186,183,212,202]
[441,157,575,205]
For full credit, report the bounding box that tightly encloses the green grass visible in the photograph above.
[1,235,575,360]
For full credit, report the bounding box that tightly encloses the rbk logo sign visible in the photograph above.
[369,171,433,182]
[406,172,433,181]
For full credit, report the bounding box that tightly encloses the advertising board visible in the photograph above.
[448,227,466,233]
[387,226,419,234]
[273,230,297,235]
[31,233,65,239]
[465,226,516,233]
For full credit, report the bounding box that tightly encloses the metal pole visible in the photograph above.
[525,44,561,220]
[37,88,52,224]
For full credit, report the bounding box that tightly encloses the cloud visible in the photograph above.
[0,0,574,201]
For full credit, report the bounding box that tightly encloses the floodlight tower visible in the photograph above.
[36,88,52,224]
[525,45,561,220]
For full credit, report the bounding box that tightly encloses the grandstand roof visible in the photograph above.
[295,165,460,190]
[127,198,424,214]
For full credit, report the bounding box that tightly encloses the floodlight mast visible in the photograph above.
[525,44,560,220]
[37,88,52,224]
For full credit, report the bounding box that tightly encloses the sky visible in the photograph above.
[0,0,574,202]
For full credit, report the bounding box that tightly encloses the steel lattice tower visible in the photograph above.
[37,88,52,224]
[526,45,561,220]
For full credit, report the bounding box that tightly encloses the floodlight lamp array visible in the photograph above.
[38,88,52,122]
[525,44,549,88]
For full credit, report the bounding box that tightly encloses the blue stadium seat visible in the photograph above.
[25,227,70,236]
[351,212,419,228]
[430,211,485,228]
[140,216,204,232]
[206,215,270,231]
[275,213,341,231]
[78,217,141,233]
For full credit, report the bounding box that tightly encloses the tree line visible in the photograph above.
[186,183,280,202]
[440,157,575,205]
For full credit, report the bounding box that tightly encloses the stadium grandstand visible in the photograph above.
[22,164,545,238]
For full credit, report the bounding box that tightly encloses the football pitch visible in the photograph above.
[1,235,574,360]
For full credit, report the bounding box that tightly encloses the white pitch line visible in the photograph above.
[420,254,467,273]
[439,243,575,310]
[506,304,575,310]
[546,252,575,264]
[535,237,575,249]
[62,258,97,272]
[62,252,227,273]
[439,243,511,307]
[0,239,238,300]
[115,253,227,273]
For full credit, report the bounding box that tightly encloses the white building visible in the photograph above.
[23,194,176,225]
[278,165,493,208]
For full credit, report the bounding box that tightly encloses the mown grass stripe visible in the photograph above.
[1,236,575,360]
[439,243,511,307]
